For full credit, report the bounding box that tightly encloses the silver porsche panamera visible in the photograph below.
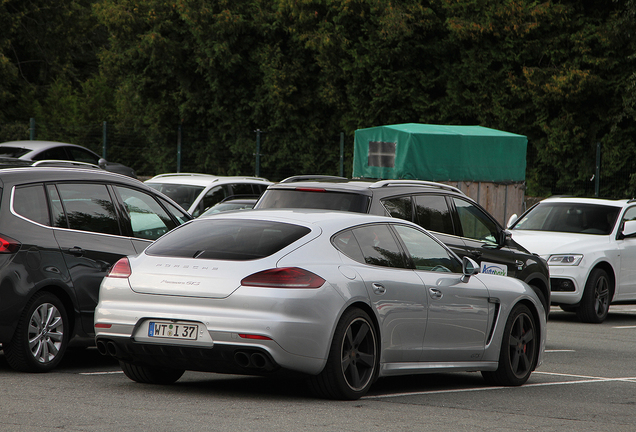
[94,209,546,400]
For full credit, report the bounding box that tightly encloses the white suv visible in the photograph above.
[508,197,636,323]
[145,173,272,217]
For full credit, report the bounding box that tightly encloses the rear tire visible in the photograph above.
[309,308,378,400]
[4,292,69,372]
[576,268,611,323]
[482,303,538,386]
[120,361,185,384]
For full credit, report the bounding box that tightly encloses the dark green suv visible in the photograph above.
[255,176,550,314]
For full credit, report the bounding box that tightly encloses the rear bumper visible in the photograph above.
[96,336,282,375]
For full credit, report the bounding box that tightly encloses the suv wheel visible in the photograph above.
[4,292,70,372]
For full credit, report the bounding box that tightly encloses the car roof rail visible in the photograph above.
[279,175,348,184]
[150,173,217,179]
[369,179,465,195]
[32,160,102,169]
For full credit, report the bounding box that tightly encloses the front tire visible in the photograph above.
[120,361,185,384]
[4,292,70,372]
[309,308,378,400]
[482,303,538,386]
[577,268,611,323]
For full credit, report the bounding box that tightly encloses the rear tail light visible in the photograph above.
[0,234,20,253]
[107,257,132,278]
[241,267,325,288]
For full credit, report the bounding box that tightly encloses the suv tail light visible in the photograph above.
[0,234,20,253]
[107,257,132,278]
[241,267,325,288]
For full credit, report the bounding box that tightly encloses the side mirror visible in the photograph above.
[622,220,636,238]
[507,214,518,229]
[461,256,480,283]
[497,229,512,248]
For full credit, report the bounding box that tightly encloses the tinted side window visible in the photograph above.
[332,229,365,263]
[48,185,67,228]
[382,196,412,221]
[453,198,498,244]
[414,195,454,235]
[115,186,177,240]
[231,183,255,196]
[393,225,462,273]
[56,183,120,235]
[33,147,68,161]
[351,224,406,268]
[195,186,227,216]
[13,184,50,225]
[67,147,99,164]
[623,206,636,222]
[158,197,191,225]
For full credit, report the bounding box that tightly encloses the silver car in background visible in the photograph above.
[94,210,546,400]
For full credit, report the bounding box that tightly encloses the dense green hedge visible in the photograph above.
[2,0,636,196]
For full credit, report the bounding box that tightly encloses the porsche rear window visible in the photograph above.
[145,219,311,260]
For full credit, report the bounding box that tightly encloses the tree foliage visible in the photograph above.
[1,0,636,196]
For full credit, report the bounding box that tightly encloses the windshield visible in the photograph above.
[145,183,205,211]
[256,189,370,213]
[513,202,620,235]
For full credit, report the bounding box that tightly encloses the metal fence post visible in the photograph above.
[177,124,182,173]
[340,132,344,177]
[595,141,600,197]
[102,121,108,159]
[255,129,262,177]
[29,118,35,140]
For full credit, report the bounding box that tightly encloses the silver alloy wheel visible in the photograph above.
[28,302,64,364]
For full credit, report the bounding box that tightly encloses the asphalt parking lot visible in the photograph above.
[2,305,636,431]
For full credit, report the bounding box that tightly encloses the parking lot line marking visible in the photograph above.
[79,371,124,375]
[363,372,636,399]
[612,325,636,329]
[545,349,575,352]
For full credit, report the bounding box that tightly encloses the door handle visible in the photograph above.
[68,246,84,257]
[429,287,443,299]
[372,283,386,295]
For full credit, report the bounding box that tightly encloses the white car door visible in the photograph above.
[617,206,636,300]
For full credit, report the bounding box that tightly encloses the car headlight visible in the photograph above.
[548,254,583,266]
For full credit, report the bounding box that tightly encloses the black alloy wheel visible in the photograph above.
[482,303,538,386]
[577,268,611,323]
[309,308,378,400]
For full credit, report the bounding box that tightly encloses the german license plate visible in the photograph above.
[148,321,198,340]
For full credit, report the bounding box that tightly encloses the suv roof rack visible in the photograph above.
[150,173,217,179]
[279,175,348,184]
[369,179,464,195]
[32,160,102,169]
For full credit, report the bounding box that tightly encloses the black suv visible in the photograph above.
[0,167,191,372]
[255,177,550,313]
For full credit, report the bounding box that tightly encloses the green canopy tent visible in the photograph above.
[353,123,527,182]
